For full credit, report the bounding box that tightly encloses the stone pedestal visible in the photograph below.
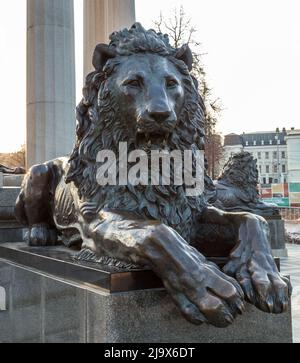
[83,0,136,76]
[0,243,293,343]
[266,217,288,258]
[0,188,26,243]
[2,175,24,188]
[27,0,76,168]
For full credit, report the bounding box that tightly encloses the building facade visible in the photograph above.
[286,129,300,183]
[224,128,300,186]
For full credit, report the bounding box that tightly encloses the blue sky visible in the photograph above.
[0,0,299,152]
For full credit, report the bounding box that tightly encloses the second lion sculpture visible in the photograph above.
[16,24,291,328]
[213,151,280,216]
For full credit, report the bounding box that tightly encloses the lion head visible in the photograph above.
[66,23,207,241]
[217,151,259,202]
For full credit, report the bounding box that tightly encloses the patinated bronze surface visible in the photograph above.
[15,24,291,328]
[212,152,280,217]
[0,164,25,175]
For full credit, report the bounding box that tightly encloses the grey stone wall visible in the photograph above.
[267,218,288,257]
[0,260,293,343]
[0,187,26,243]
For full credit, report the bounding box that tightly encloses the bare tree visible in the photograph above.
[154,7,224,178]
[205,134,224,180]
[0,145,26,169]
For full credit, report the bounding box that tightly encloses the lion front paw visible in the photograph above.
[224,251,292,314]
[28,224,58,247]
[163,259,246,328]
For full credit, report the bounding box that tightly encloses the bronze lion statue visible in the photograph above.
[212,151,280,217]
[15,24,291,328]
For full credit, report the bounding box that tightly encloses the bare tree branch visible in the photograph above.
[153,7,224,178]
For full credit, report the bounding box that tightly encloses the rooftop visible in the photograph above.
[286,129,300,136]
[223,128,295,147]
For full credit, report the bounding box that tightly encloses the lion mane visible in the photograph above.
[65,23,207,241]
[217,151,260,203]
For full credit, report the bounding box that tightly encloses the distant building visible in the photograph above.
[223,128,300,185]
[286,129,300,183]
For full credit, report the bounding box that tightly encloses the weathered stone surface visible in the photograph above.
[267,218,288,257]
[11,268,42,343]
[3,175,24,187]
[0,262,86,343]
[0,207,15,221]
[0,187,20,207]
[0,258,293,343]
[0,187,25,242]
[43,277,86,343]
[0,287,6,311]
[0,229,26,243]
[0,262,13,343]
[87,289,292,343]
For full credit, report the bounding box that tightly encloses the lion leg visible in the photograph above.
[85,210,245,328]
[200,207,292,314]
[15,163,59,246]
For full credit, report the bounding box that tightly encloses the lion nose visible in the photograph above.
[148,110,172,123]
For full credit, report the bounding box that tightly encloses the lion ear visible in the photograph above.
[175,44,193,71]
[92,44,116,71]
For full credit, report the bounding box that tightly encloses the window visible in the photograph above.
[259,165,262,173]
[265,152,269,159]
[273,165,278,173]
[273,151,277,159]
[282,165,286,173]
[245,141,249,146]
[253,140,257,146]
[269,177,273,184]
[263,177,267,184]
[269,140,272,145]
[282,151,286,159]
[261,140,264,146]
[277,139,281,145]
[266,165,270,173]
[258,152,261,159]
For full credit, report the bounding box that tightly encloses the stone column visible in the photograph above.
[83,0,136,76]
[27,0,76,168]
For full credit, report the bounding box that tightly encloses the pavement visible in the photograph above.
[281,243,300,343]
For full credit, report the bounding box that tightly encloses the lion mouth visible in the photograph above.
[136,131,170,149]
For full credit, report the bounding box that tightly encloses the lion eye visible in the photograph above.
[166,79,179,88]
[124,79,141,88]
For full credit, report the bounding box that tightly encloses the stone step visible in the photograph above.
[0,173,24,188]
[0,187,21,218]
[0,186,26,243]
